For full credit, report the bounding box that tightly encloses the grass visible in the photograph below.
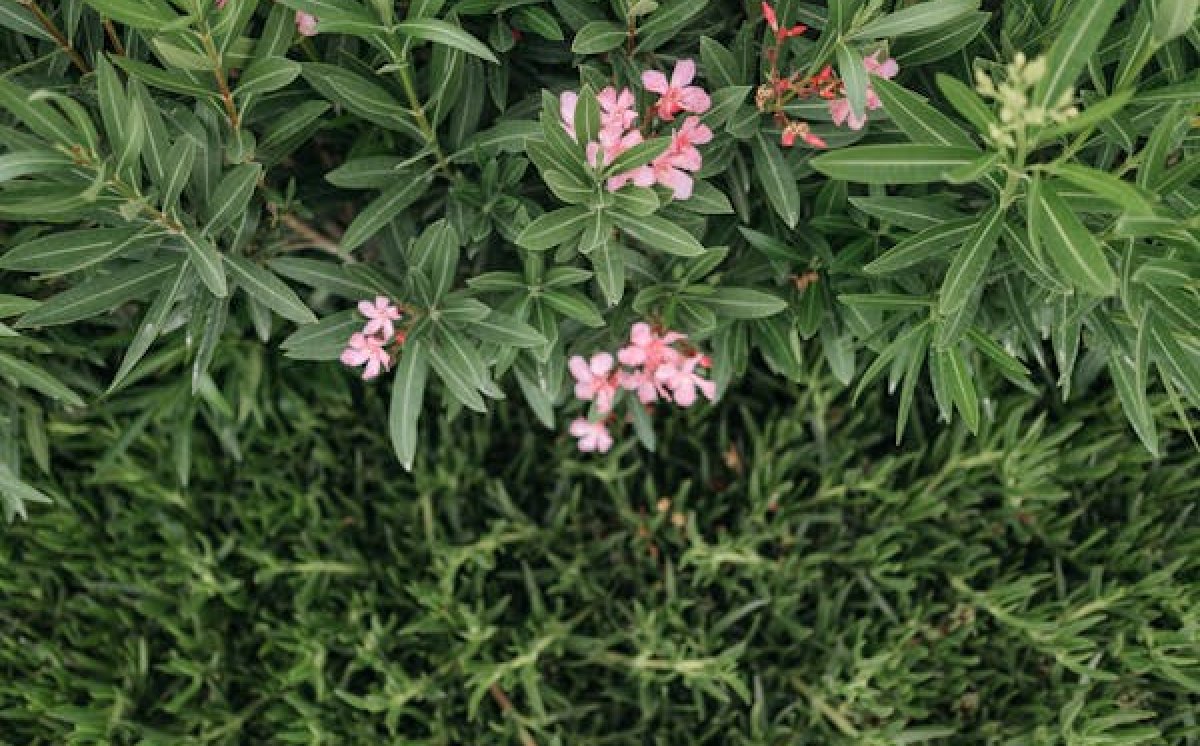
[1,353,1198,745]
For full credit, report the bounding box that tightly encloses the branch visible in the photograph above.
[20,1,90,74]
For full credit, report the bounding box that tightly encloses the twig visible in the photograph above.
[279,213,353,262]
[102,19,125,56]
[488,683,538,746]
[199,31,240,129]
[19,0,90,74]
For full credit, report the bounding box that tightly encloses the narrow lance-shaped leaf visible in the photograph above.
[183,230,228,298]
[16,259,181,328]
[1033,0,1124,108]
[390,339,429,471]
[205,163,261,234]
[939,204,1004,314]
[225,256,317,324]
[1032,182,1118,296]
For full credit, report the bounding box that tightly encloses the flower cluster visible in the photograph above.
[755,3,899,146]
[559,61,712,200]
[974,53,1077,149]
[216,0,317,36]
[568,323,715,453]
[340,296,404,380]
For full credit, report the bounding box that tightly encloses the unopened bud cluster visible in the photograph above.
[974,53,1078,149]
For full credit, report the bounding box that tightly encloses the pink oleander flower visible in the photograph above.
[655,354,717,407]
[295,11,318,37]
[340,332,390,380]
[358,296,402,341]
[597,86,638,137]
[829,51,898,130]
[643,59,711,121]
[609,117,712,198]
[569,418,614,453]
[569,352,619,414]
[215,0,228,9]
[589,128,644,170]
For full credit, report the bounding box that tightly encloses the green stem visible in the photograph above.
[199,30,240,130]
[390,53,456,181]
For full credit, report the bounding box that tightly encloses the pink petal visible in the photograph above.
[658,166,693,200]
[671,59,696,88]
[829,98,849,126]
[569,418,591,437]
[590,352,614,376]
[568,355,592,383]
[642,70,669,94]
[697,378,716,402]
[680,87,710,114]
[674,383,697,407]
[630,323,653,346]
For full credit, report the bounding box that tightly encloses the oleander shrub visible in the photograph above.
[2,0,1199,521]
[1,357,1199,744]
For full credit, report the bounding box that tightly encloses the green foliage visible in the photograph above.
[1,0,1197,487]
[1,359,1199,743]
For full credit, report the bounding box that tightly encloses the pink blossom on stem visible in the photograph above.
[569,352,619,413]
[597,86,638,137]
[655,355,717,407]
[642,59,711,121]
[340,332,390,380]
[215,0,228,9]
[357,296,402,340]
[295,11,318,37]
[569,418,614,453]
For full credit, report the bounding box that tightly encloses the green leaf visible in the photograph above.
[181,231,227,298]
[0,353,85,407]
[82,0,178,29]
[935,74,998,136]
[235,56,302,101]
[341,175,432,251]
[517,206,592,251]
[811,144,980,184]
[302,63,421,140]
[326,157,410,190]
[703,288,788,319]
[159,136,197,211]
[1149,316,1200,406]
[395,19,498,63]
[0,77,78,146]
[613,213,705,257]
[939,205,1003,314]
[1108,349,1159,456]
[390,340,429,470]
[1152,0,1198,42]
[0,150,73,183]
[591,240,625,306]
[277,0,379,34]
[281,310,362,360]
[836,43,868,126]
[0,462,52,521]
[17,259,180,328]
[542,287,605,327]
[894,11,989,65]
[937,345,980,433]
[572,20,626,53]
[752,132,800,228]
[850,196,966,231]
[1052,164,1156,215]
[109,261,193,393]
[864,218,974,274]
[871,77,976,148]
[1033,0,1124,108]
[0,3,52,40]
[205,163,261,235]
[850,0,978,38]
[225,256,317,324]
[575,85,602,147]
[112,58,217,98]
[700,36,741,88]
[467,312,547,347]
[428,333,487,412]
[0,226,163,274]
[1032,182,1118,296]
[269,258,377,299]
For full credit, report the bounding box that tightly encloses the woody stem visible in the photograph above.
[20,1,90,74]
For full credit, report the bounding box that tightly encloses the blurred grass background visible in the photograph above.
[2,354,1198,745]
